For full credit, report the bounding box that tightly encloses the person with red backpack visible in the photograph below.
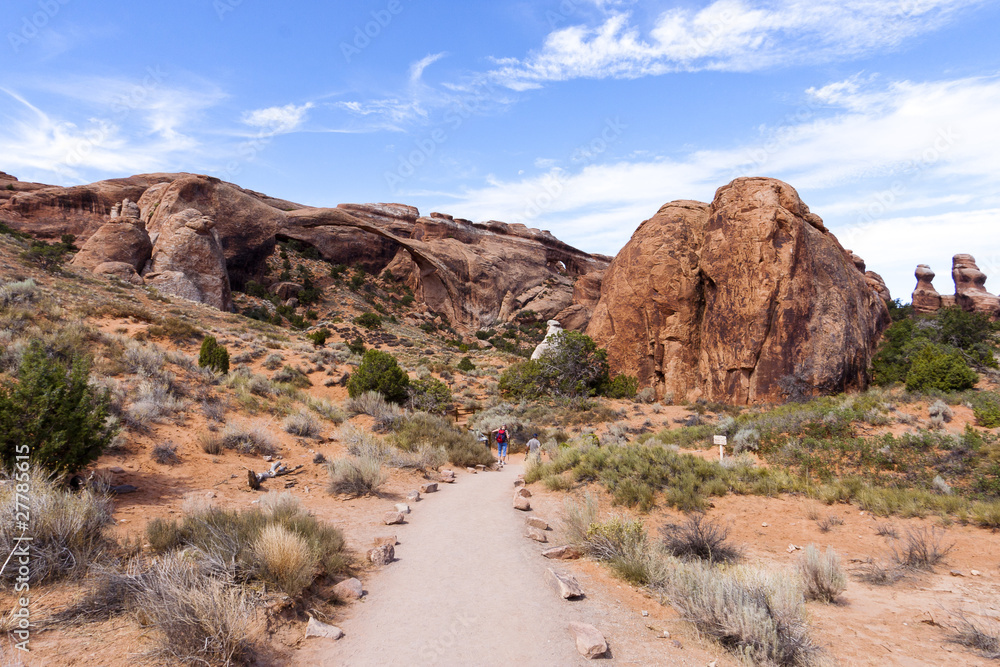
[491,424,510,467]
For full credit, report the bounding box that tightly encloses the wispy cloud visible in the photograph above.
[488,0,984,89]
[241,101,314,134]
[431,73,1000,298]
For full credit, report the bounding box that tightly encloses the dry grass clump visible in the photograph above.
[121,342,165,377]
[262,352,283,370]
[950,610,1000,659]
[253,524,316,597]
[139,555,257,666]
[145,491,348,590]
[562,493,599,547]
[853,558,905,586]
[816,514,844,533]
[659,514,741,564]
[220,419,277,456]
[658,560,818,666]
[283,410,321,438]
[891,526,954,570]
[345,390,403,431]
[585,515,651,584]
[125,379,186,430]
[798,545,847,602]
[338,423,391,461]
[0,470,114,584]
[306,397,346,423]
[199,431,225,455]
[327,455,386,496]
[151,441,181,465]
[389,444,448,471]
[0,278,38,307]
[874,521,898,538]
[390,412,493,468]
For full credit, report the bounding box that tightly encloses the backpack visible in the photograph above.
[496,429,507,444]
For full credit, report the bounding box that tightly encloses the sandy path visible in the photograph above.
[296,464,619,666]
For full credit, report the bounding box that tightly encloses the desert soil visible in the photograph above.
[294,460,725,667]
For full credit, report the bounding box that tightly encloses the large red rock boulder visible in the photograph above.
[69,218,152,273]
[139,175,285,288]
[587,177,890,405]
[143,209,232,311]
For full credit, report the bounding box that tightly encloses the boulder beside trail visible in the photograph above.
[547,568,584,599]
[568,622,607,659]
[368,544,395,566]
[542,545,582,560]
[332,578,363,600]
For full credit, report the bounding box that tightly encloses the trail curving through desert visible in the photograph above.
[296,463,606,666]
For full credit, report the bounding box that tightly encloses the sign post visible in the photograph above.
[713,435,727,461]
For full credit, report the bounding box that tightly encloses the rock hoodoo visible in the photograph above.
[530,320,563,360]
[910,255,998,317]
[587,177,890,405]
[912,264,943,314]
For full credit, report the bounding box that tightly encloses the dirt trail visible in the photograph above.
[295,463,713,666]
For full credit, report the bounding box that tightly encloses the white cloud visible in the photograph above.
[409,52,447,83]
[241,102,314,134]
[488,0,984,88]
[430,74,1000,301]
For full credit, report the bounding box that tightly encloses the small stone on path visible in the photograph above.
[333,578,363,600]
[406,490,420,502]
[420,482,438,494]
[368,544,395,566]
[526,516,549,530]
[383,511,405,525]
[525,526,547,543]
[395,503,411,514]
[541,545,582,560]
[567,621,607,659]
[305,617,343,640]
[547,568,584,599]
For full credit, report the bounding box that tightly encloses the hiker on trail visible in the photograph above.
[491,424,509,466]
[526,433,541,464]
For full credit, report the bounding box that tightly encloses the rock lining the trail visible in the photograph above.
[547,568,584,599]
[368,544,395,566]
[333,578,364,600]
[305,617,344,640]
[568,621,607,659]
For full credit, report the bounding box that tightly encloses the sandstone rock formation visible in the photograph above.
[69,215,152,274]
[143,209,233,311]
[530,320,563,360]
[912,264,942,314]
[587,178,890,405]
[952,254,1000,316]
[910,255,999,317]
[2,171,609,328]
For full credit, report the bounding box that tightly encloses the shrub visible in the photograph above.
[0,278,39,308]
[21,237,75,268]
[306,328,330,347]
[345,390,404,430]
[853,558,905,586]
[500,331,614,398]
[283,410,321,438]
[272,364,312,389]
[798,545,846,602]
[0,469,114,583]
[306,397,346,423]
[408,377,453,414]
[660,514,741,564]
[605,374,638,399]
[0,341,115,474]
[563,494,599,547]
[892,526,954,570]
[635,386,656,404]
[970,392,1000,428]
[457,356,475,372]
[905,344,978,392]
[262,352,283,370]
[220,419,277,456]
[253,524,317,597]
[391,412,492,467]
[139,555,256,666]
[347,335,366,356]
[327,455,386,496]
[198,336,230,374]
[199,432,224,455]
[928,399,954,423]
[353,312,383,330]
[347,349,410,403]
[585,516,647,561]
[661,560,816,665]
[950,610,1000,660]
[151,441,181,465]
[125,379,185,431]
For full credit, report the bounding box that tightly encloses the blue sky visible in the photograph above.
[3,0,1000,301]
